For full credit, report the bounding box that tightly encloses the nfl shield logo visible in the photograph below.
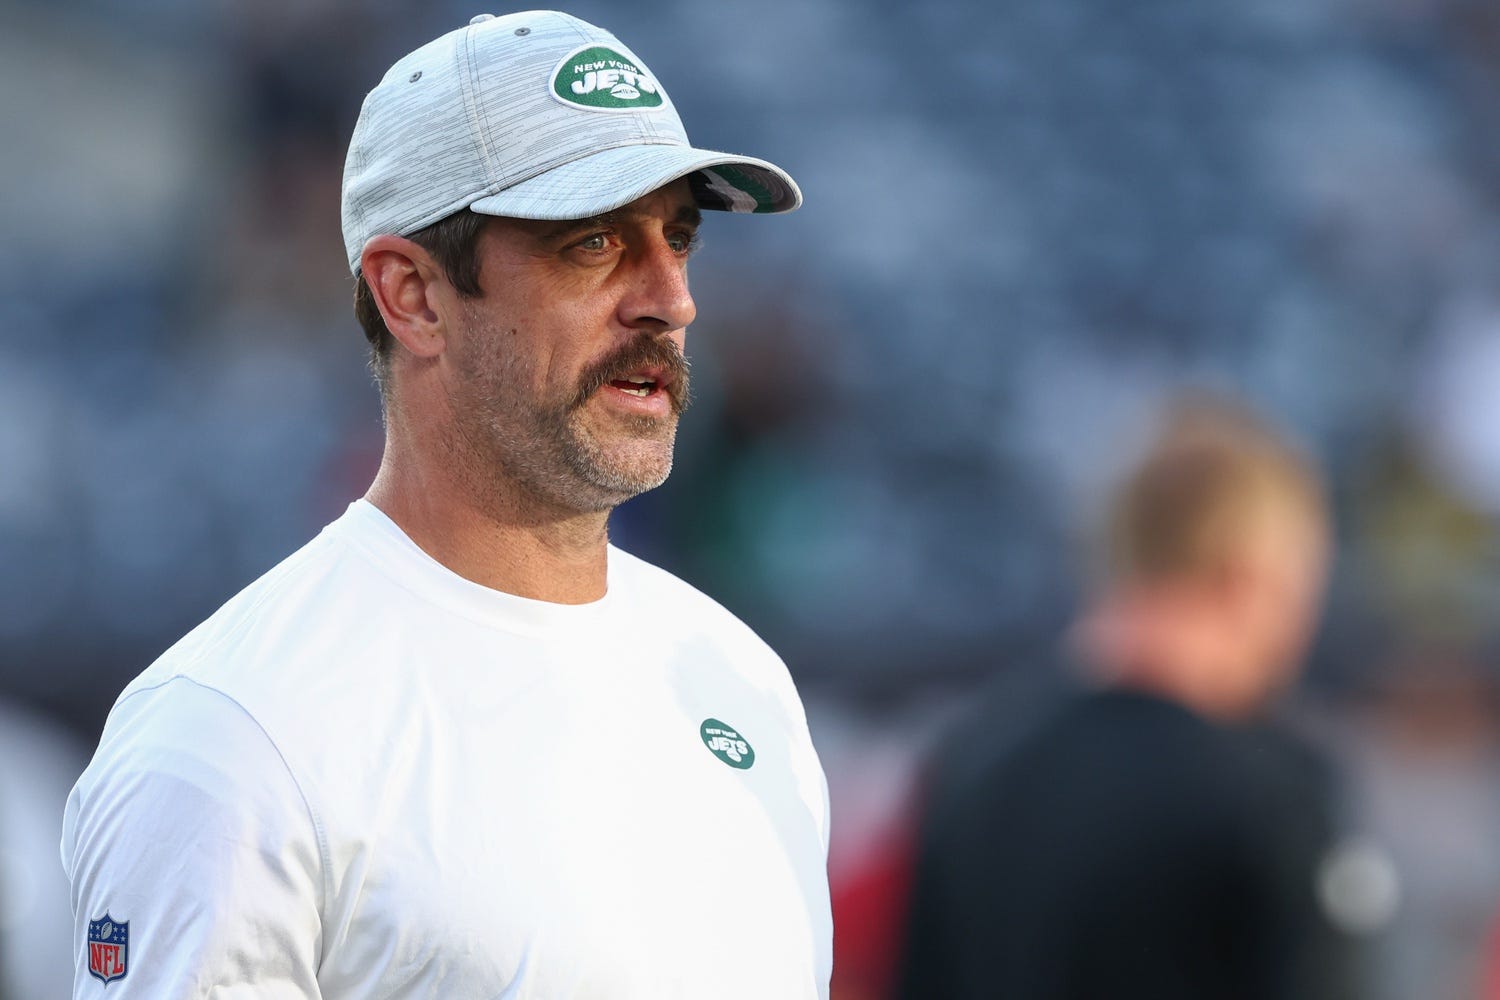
[87,914,128,985]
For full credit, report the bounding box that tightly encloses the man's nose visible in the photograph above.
[618,238,696,334]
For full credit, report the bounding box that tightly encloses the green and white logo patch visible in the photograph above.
[551,44,665,112]
[700,718,755,769]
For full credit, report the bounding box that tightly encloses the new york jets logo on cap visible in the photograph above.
[551,44,665,112]
[700,718,755,769]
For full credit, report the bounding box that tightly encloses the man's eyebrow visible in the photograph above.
[532,204,701,241]
[532,212,618,241]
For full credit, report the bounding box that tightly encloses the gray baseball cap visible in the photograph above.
[341,10,802,275]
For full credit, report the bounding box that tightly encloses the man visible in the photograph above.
[62,12,830,998]
[898,396,1359,999]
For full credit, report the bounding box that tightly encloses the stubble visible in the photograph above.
[448,311,693,515]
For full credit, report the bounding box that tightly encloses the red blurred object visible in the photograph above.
[830,814,918,1000]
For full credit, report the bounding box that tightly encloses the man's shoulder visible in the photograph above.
[86,512,384,817]
[925,667,1237,821]
[608,545,776,652]
[607,545,808,725]
[922,662,1076,807]
[125,512,368,703]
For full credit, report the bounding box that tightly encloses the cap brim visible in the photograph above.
[466,143,801,221]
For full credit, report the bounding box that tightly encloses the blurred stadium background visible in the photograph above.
[6,0,1500,996]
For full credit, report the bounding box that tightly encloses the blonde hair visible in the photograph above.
[1102,394,1326,586]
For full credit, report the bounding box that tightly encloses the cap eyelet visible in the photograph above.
[408,71,422,83]
[515,27,531,36]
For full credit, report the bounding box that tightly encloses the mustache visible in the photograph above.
[571,337,693,415]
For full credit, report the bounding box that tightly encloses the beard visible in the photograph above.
[449,316,693,515]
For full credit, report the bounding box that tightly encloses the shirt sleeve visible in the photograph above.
[61,676,324,998]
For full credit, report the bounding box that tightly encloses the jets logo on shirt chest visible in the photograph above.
[700,718,755,769]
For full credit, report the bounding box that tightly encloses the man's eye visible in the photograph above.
[668,231,700,254]
[577,234,609,251]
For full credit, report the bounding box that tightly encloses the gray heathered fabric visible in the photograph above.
[340,10,801,274]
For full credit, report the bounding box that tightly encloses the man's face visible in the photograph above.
[1245,502,1330,690]
[440,179,701,513]
[1214,499,1330,717]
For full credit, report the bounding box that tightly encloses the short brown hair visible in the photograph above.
[1102,395,1326,585]
[353,209,489,389]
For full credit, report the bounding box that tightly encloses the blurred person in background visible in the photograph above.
[59,10,829,998]
[897,394,1360,999]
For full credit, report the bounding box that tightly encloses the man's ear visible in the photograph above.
[360,236,449,359]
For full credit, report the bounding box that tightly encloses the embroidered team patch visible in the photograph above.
[550,43,665,112]
[87,914,129,985]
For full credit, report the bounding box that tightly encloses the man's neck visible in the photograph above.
[365,449,612,605]
[1072,591,1251,722]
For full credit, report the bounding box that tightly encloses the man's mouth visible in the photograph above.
[573,340,692,415]
[610,374,659,398]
